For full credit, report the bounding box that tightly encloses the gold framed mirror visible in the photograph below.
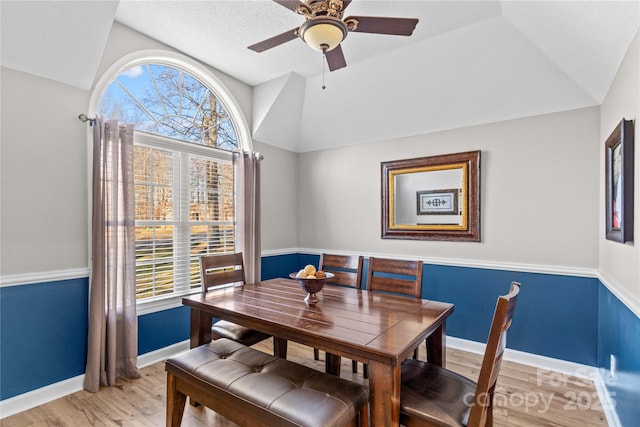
[381,150,480,241]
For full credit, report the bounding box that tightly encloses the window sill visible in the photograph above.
[136,290,200,316]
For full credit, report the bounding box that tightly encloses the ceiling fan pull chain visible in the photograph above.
[322,51,327,90]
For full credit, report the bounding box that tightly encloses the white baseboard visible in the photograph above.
[0,374,85,419]
[137,340,190,368]
[0,340,190,420]
[593,368,622,427]
[447,336,619,427]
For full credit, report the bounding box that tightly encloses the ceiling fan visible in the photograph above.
[248,0,419,72]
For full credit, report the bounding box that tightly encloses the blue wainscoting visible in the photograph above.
[423,264,600,366]
[597,284,640,426]
[0,278,89,400]
[138,306,190,355]
[262,253,300,280]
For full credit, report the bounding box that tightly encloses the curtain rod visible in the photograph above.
[78,114,96,126]
[79,114,261,158]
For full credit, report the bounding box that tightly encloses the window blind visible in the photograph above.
[133,131,234,302]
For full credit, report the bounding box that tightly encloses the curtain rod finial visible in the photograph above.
[78,114,96,125]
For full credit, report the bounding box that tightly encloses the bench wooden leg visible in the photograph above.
[166,372,187,427]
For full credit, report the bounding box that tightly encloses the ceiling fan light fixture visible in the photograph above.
[299,18,347,52]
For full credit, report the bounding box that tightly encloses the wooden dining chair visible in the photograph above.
[200,253,286,358]
[312,253,364,374]
[362,256,424,376]
[366,256,423,298]
[400,282,520,427]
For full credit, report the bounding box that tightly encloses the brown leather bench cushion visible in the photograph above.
[166,338,368,427]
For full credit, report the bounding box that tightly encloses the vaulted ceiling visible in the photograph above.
[2,1,639,152]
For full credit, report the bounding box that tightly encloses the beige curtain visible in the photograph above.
[234,151,262,283]
[84,117,140,393]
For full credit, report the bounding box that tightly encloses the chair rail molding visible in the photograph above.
[295,248,598,278]
[597,270,640,318]
[0,268,90,287]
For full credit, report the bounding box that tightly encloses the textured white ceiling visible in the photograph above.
[1,0,118,90]
[115,0,507,86]
[2,1,639,152]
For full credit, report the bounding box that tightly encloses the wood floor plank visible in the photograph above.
[0,339,607,427]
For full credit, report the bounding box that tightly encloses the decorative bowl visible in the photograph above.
[289,272,334,304]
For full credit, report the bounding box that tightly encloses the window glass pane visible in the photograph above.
[133,146,174,221]
[190,224,235,256]
[135,225,175,299]
[189,157,234,221]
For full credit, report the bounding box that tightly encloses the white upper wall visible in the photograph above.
[0,67,90,275]
[599,29,640,316]
[297,107,600,270]
[254,141,299,251]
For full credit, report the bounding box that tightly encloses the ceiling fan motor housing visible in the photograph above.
[299,0,345,19]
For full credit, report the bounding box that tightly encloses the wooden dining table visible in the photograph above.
[182,277,454,427]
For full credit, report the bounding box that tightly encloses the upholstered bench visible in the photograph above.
[165,338,369,427]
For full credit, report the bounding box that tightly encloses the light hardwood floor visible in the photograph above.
[1,339,608,426]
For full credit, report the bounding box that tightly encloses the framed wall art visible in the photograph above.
[416,188,459,215]
[605,118,634,243]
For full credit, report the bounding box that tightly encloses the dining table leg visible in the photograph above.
[273,337,288,358]
[190,309,212,348]
[368,360,401,427]
[425,322,446,367]
[325,352,342,376]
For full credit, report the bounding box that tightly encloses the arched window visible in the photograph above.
[98,63,238,150]
[94,54,249,311]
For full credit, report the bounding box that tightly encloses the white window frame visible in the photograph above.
[88,50,253,315]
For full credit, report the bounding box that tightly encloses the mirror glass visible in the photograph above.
[393,165,465,226]
[382,151,480,241]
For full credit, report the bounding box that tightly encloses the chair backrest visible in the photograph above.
[366,257,423,298]
[200,253,246,294]
[319,254,364,289]
[468,282,520,426]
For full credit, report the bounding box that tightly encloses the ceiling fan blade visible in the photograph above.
[344,16,419,36]
[273,0,308,13]
[326,44,347,71]
[248,28,299,52]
